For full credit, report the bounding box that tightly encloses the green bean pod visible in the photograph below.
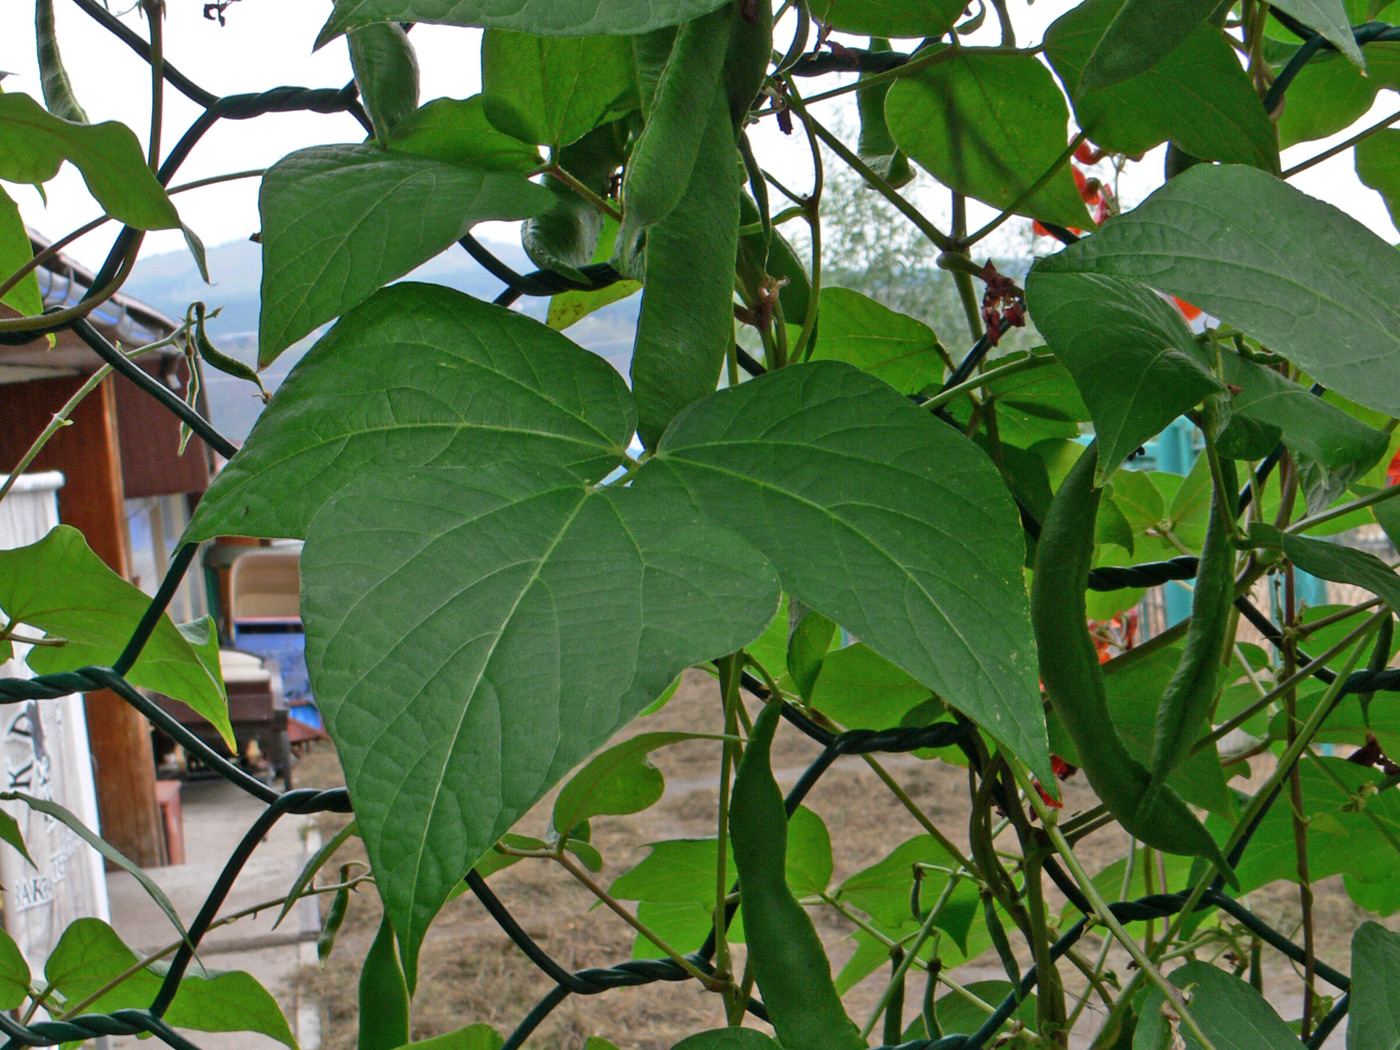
[1141,457,1238,815]
[621,5,734,233]
[854,39,913,189]
[358,914,411,1050]
[347,21,420,143]
[721,0,774,131]
[628,85,741,448]
[318,872,352,966]
[36,0,87,124]
[730,702,865,1050]
[1032,443,1236,883]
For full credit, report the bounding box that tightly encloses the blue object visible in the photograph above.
[233,622,314,706]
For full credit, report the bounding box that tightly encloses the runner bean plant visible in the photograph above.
[6,0,1400,1047]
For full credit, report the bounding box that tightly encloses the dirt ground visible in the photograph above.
[290,671,1379,1049]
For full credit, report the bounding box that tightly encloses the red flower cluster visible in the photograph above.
[1032,139,1115,241]
[980,261,1026,345]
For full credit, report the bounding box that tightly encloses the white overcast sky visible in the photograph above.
[1,0,1396,272]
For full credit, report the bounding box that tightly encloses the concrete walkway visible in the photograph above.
[105,777,322,1050]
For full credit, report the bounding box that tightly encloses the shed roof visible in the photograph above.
[0,232,182,383]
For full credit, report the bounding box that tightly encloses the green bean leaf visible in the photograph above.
[1026,270,1225,485]
[640,362,1053,783]
[811,644,935,731]
[1035,163,1400,418]
[1045,0,1279,171]
[810,288,947,395]
[611,838,730,908]
[300,466,778,985]
[0,928,28,1011]
[1278,46,1400,148]
[391,1024,504,1050]
[0,526,233,747]
[0,93,178,230]
[317,0,733,44]
[1208,758,1400,892]
[1077,0,1223,90]
[836,835,979,946]
[189,284,635,543]
[1349,922,1400,1049]
[886,49,1093,230]
[45,919,297,1049]
[1134,961,1304,1049]
[807,0,967,37]
[1269,0,1365,68]
[0,809,31,869]
[387,96,543,172]
[551,732,700,838]
[0,185,43,318]
[1250,525,1400,616]
[1357,128,1400,229]
[256,144,551,363]
[481,30,636,149]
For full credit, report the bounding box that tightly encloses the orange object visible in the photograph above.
[1173,297,1203,321]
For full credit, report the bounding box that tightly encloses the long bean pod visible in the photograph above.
[36,0,88,124]
[730,702,865,1050]
[1139,457,1238,817]
[1032,443,1236,883]
[621,5,734,233]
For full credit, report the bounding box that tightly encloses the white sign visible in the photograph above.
[0,473,109,969]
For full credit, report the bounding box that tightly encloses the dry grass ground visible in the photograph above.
[291,671,1381,1049]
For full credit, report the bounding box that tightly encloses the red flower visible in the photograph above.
[1173,297,1203,322]
[1075,141,1105,165]
[1035,780,1064,809]
[1387,446,1400,487]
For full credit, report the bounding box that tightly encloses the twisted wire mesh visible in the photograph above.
[0,8,1390,1048]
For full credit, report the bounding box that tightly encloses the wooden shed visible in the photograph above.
[0,235,216,867]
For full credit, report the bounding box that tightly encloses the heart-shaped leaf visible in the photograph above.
[886,49,1093,229]
[45,919,297,1049]
[481,30,636,149]
[188,283,636,544]
[638,361,1051,781]
[0,526,231,745]
[1135,961,1304,1049]
[388,96,543,172]
[810,288,947,395]
[1036,164,1400,418]
[0,187,43,317]
[256,145,551,364]
[551,731,700,837]
[1077,0,1221,90]
[0,92,179,230]
[302,465,779,984]
[1045,0,1279,171]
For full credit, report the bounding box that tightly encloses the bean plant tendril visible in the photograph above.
[7,2,1400,1049]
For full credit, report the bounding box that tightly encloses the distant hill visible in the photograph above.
[124,234,640,444]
